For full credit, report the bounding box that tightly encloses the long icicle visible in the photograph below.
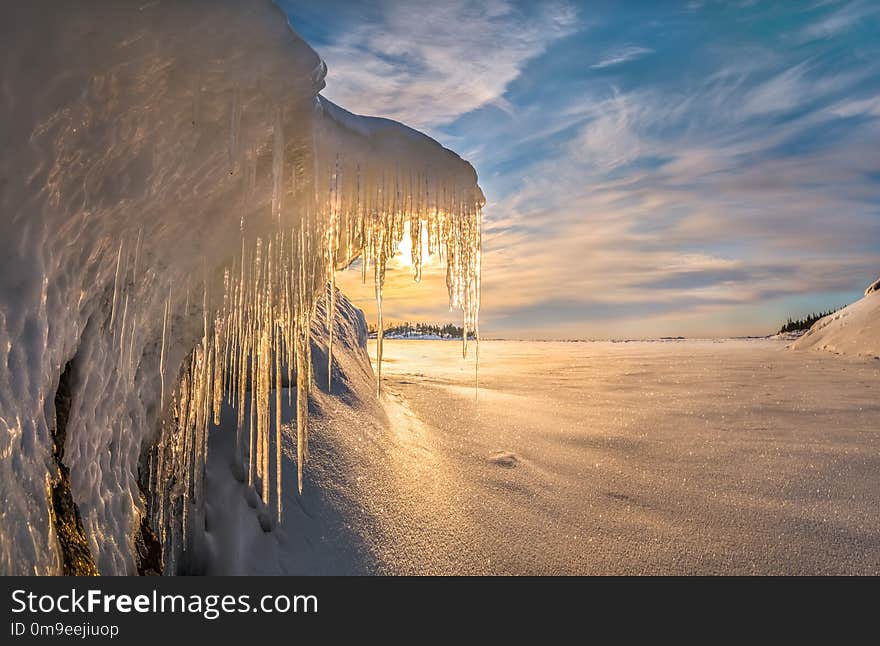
[159,289,170,411]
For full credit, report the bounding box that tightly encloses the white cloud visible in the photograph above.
[320,2,880,337]
[741,64,810,115]
[741,62,867,116]
[800,0,879,41]
[590,45,654,69]
[569,91,650,170]
[821,95,880,118]
[315,0,578,132]
[468,72,880,335]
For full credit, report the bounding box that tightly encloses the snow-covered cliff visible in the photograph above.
[0,0,482,574]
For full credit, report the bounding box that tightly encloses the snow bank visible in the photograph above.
[790,283,880,359]
[0,0,482,574]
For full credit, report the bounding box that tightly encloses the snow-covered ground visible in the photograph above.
[792,284,880,359]
[195,334,880,575]
[323,338,876,575]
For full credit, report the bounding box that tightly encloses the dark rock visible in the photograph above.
[135,511,163,576]
[50,360,99,576]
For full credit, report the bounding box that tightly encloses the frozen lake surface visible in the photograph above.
[362,338,880,574]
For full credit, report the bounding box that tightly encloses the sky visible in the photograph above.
[280,0,880,339]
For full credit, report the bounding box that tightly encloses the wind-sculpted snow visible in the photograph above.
[791,285,880,359]
[0,0,482,574]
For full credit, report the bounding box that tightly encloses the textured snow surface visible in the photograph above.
[0,0,481,574]
[791,289,880,359]
[199,337,880,574]
[359,339,880,574]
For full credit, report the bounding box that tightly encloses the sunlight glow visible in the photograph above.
[393,220,433,270]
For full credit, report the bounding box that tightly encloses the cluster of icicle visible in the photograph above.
[141,132,482,554]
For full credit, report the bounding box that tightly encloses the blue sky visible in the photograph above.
[280,0,880,338]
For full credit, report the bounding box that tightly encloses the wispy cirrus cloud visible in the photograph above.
[470,63,880,336]
[305,0,577,132]
[740,62,868,116]
[590,45,653,69]
[799,0,880,41]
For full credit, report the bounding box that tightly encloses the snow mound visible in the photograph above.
[790,289,880,359]
[488,451,519,468]
[772,330,809,342]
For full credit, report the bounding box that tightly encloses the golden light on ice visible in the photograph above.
[393,220,433,270]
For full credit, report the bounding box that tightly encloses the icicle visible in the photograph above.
[326,155,339,391]
[159,291,170,410]
[236,239,247,445]
[155,139,483,542]
[228,85,241,174]
[274,321,282,522]
[295,319,308,494]
[247,350,256,487]
[118,292,129,366]
[474,211,482,396]
[272,106,284,221]
[109,239,124,328]
[131,227,143,289]
[327,276,334,391]
[127,307,138,383]
[374,227,384,396]
[180,375,191,547]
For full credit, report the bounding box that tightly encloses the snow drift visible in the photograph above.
[791,277,880,359]
[0,0,482,574]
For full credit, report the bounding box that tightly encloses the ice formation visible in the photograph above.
[0,0,482,574]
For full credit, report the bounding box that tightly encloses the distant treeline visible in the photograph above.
[368,321,474,339]
[778,309,838,334]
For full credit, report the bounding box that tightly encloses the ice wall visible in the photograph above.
[0,0,482,574]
